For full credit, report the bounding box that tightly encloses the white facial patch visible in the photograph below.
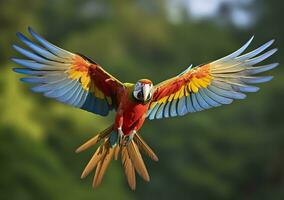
[133,82,153,101]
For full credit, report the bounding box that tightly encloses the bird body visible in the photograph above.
[12,27,279,190]
[115,82,151,135]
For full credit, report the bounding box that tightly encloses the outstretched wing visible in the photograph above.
[12,27,124,116]
[147,37,278,120]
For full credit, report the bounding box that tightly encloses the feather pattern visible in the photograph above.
[12,27,123,116]
[133,134,159,161]
[127,140,150,182]
[148,37,278,119]
[92,143,114,188]
[80,145,105,179]
[114,145,120,160]
[12,28,278,191]
[77,126,155,190]
[121,147,136,190]
[75,125,114,153]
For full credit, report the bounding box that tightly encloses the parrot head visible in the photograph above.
[133,79,154,102]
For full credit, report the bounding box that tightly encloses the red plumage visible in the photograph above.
[12,28,278,190]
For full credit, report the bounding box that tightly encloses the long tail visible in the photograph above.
[76,124,158,190]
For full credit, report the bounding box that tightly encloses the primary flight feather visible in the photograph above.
[12,27,278,190]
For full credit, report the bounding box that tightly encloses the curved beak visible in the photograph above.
[142,84,151,101]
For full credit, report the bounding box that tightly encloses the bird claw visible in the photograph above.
[118,129,136,146]
[124,132,135,146]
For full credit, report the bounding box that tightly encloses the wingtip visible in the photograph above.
[15,32,22,37]
[244,35,254,47]
[10,57,17,62]
[266,75,274,82]
[264,39,275,47]
[19,77,26,82]
[27,26,34,34]
[247,36,254,45]
[16,32,30,43]
[274,62,280,68]
[12,44,18,50]
[30,86,42,93]
[268,48,278,57]
[16,31,25,39]
[10,57,22,66]
[273,48,278,53]
[19,77,33,83]
[28,26,39,38]
[12,68,21,73]
[248,35,254,43]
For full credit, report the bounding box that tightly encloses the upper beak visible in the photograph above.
[143,84,151,101]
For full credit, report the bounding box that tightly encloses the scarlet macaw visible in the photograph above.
[12,27,278,190]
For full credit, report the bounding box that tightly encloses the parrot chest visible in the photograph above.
[120,97,150,134]
[124,102,148,121]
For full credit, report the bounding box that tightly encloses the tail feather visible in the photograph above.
[77,124,158,190]
[114,144,120,160]
[121,146,136,190]
[127,140,150,182]
[80,144,105,179]
[93,160,102,187]
[134,134,159,162]
[75,125,114,153]
[93,142,115,188]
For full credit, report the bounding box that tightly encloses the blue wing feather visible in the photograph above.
[12,28,114,116]
[148,37,277,120]
[170,99,178,117]
[246,49,277,66]
[195,93,211,109]
[186,96,196,113]
[246,63,279,75]
[16,32,66,62]
[156,103,166,119]
[236,40,274,61]
[164,102,171,118]
[208,85,246,99]
[191,94,203,111]
[177,97,187,116]
[199,89,221,107]
[28,27,74,60]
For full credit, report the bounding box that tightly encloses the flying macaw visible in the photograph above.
[12,27,278,190]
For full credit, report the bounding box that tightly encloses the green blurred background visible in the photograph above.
[0,0,283,199]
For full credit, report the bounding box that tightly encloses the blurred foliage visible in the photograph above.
[0,0,283,199]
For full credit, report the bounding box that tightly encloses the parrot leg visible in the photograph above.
[118,128,136,146]
[122,130,136,146]
[117,127,124,145]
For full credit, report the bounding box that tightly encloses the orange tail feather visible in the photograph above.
[76,125,158,190]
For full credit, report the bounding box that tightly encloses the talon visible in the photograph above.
[117,128,136,146]
[123,131,136,146]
